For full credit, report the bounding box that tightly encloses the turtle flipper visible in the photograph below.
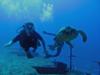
[43,31,56,36]
[78,30,87,42]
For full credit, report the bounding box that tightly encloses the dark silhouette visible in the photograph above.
[5,22,48,58]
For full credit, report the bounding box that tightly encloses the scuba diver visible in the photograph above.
[43,26,87,57]
[5,22,49,58]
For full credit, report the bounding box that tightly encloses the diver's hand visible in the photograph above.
[4,44,11,47]
[4,41,13,47]
[4,43,11,47]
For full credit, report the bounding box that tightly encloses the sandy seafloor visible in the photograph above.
[0,47,86,75]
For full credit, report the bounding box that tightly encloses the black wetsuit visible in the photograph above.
[12,29,45,58]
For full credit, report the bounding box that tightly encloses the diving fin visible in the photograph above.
[78,30,87,42]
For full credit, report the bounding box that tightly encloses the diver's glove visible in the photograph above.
[4,40,13,47]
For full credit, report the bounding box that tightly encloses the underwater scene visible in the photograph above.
[0,0,100,75]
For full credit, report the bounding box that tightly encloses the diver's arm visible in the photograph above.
[78,30,87,42]
[65,41,74,48]
[4,34,21,47]
[4,40,13,47]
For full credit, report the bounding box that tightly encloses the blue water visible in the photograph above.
[0,0,100,74]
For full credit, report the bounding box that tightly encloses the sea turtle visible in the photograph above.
[44,26,87,57]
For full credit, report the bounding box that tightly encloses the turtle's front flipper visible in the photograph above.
[78,30,87,42]
[43,31,56,36]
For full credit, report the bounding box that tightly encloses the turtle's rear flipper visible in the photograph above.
[78,30,87,42]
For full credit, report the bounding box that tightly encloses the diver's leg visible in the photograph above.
[23,47,33,58]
